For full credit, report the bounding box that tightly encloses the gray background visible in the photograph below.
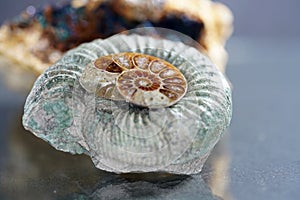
[1,0,300,200]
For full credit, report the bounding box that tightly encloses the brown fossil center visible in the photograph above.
[83,52,188,108]
[133,71,161,91]
[135,78,151,87]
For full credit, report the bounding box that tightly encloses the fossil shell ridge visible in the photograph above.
[22,34,232,174]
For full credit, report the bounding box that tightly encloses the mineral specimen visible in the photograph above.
[0,0,233,73]
[23,32,232,174]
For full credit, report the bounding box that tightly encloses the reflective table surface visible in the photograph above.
[0,37,299,200]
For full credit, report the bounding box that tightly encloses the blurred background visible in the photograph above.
[0,0,300,200]
[1,0,300,37]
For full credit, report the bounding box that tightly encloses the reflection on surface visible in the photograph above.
[0,109,231,200]
[203,134,232,200]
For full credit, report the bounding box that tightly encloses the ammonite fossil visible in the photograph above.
[0,0,233,74]
[80,53,187,108]
[22,31,232,174]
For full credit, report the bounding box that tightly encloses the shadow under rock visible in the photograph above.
[66,172,223,200]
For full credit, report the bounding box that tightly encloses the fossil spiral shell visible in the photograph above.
[79,53,187,108]
[22,32,232,174]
